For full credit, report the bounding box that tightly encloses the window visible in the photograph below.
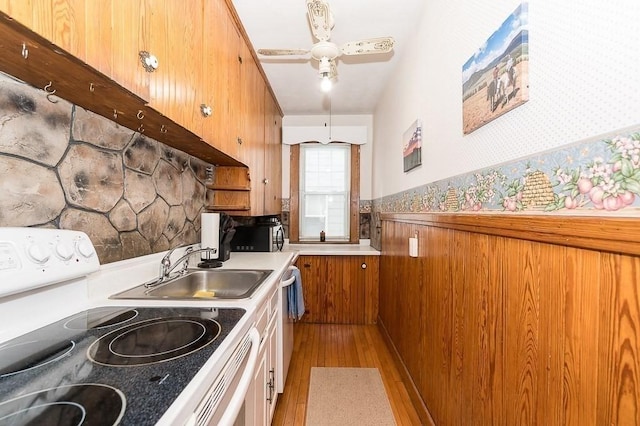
[300,144,350,240]
[290,144,359,243]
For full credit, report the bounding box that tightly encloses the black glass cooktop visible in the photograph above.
[0,306,246,426]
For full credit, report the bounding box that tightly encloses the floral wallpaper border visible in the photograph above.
[373,127,640,216]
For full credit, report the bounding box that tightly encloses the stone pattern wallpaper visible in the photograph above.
[0,75,213,264]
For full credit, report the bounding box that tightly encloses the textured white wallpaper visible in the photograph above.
[372,0,640,199]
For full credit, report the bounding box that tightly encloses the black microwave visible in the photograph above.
[231,224,284,252]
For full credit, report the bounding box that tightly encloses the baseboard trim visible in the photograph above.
[377,317,435,426]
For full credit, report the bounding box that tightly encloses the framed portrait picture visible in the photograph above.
[462,1,529,134]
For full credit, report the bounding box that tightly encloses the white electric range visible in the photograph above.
[0,227,260,425]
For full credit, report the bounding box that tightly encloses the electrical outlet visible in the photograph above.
[409,234,418,257]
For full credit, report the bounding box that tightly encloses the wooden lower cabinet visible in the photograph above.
[296,255,379,325]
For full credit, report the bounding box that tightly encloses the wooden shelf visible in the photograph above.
[207,184,250,191]
[207,205,250,211]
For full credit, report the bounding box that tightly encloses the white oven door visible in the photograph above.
[186,328,260,426]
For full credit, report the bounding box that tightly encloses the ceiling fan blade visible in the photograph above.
[306,0,332,41]
[257,48,310,56]
[341,37,395,56]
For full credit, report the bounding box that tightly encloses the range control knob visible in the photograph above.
[55,242,75,261]
[27,243,51,264]
[76,239,96,259]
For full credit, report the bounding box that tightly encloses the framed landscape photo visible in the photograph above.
[403,119,422,172]
[462,1,529,134]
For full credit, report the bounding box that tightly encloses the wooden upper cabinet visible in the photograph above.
[227,24,242,159]
[202,0,239,157]
[0,0,86,62]
[239,41,264,166]
[236,42,266,215]
[264,90,282,215]
[84,1,113,78]
[147,0,203,135]
[0,0,151,101]
[0,1,34,28]
[111,0,151,100]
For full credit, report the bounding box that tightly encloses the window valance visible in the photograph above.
[282,125,368,145]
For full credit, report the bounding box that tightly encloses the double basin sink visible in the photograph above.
[111,269,273,300]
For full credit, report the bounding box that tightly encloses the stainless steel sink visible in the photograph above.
[111,269,273,300]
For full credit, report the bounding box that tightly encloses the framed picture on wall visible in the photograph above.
[462,1,529,135]
[403,119,422,172]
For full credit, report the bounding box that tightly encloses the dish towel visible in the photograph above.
[287,266,305,321]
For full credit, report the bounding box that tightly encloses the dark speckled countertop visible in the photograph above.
[0,306,247,425]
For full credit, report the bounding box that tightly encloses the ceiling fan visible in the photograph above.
[256,0,395,92]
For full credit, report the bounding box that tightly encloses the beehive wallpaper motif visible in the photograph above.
[521,170,555,209]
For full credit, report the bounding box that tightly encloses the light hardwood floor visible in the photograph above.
[272,323,422,425]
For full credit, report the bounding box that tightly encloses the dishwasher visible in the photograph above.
[277,263,297,393]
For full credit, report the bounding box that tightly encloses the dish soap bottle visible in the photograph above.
[320,230,325,242]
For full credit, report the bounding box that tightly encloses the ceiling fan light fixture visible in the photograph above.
[255,0,396,95]
[320,73,332,92]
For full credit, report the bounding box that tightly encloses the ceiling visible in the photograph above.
[230,0,426,116]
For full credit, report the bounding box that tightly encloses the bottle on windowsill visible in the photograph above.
[320,230,325,242]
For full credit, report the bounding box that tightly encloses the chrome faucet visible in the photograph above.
[159,244,186,280]
[145,246,218,288]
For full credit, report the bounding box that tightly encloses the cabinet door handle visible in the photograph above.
[200,104,212,117]
[303,263,311,268]
[267,368,275,403]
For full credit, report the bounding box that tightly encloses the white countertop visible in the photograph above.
[283,240,380,256]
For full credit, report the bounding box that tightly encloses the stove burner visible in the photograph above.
[0,383,125,426]
[0,340,75,378]
[88,317,221,366]
[64,308,139,330]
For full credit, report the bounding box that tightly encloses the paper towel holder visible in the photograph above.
[198,246,222,268]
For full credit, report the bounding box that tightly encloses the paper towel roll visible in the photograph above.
[201,213,220,260]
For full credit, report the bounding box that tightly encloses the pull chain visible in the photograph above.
[329,95,332,142]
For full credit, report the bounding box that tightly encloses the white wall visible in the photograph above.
[373,0,640,199]
[281,114,374,199]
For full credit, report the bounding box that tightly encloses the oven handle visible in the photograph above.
[216,327,260,426]
[281,265,297,288]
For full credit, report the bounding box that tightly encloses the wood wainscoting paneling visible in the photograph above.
[379,213,640,425]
